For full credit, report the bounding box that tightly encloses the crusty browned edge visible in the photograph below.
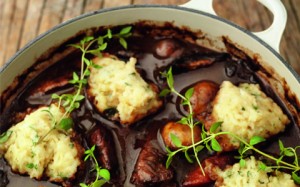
[0,38,80,113]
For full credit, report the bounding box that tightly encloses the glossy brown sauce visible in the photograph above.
[0,23,299,187]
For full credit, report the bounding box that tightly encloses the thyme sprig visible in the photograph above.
[39,26,132,143]
[38,108,74,143]
[48,26,131,186]
[161,67,204,174]
[80,145,110,187]
[53,26,132,120]
[161,67,300,184]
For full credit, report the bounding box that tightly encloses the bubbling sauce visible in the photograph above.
[0,23,299,187]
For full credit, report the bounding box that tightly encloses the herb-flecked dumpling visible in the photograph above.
[209,81,290,151]
[87,57,162,125]
[0,104,83,182]
[215,156,298,187]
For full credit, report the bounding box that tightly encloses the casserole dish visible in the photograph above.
[0,0,299,186]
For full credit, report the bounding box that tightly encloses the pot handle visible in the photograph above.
[181,0,287,53]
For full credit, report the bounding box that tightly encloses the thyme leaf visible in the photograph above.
[170,133,182,148]
[209,121,222,133]
[249,136,266,146]
[58,118,74,131]
[292,172,300,184]
[0,131,12,144]
[211,138,222,152]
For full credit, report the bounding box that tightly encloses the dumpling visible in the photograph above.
[87,57,162,125]
[0,104,82,182]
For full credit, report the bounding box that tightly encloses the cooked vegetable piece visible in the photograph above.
[189,81,219,121]
[161,121,201,150]
[154,39,181,59]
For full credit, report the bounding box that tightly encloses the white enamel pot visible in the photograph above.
[0,0,299,111]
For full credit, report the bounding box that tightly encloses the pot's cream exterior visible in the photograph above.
[0,4,299,101]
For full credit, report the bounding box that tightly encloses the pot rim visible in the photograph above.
[1,4,299,84]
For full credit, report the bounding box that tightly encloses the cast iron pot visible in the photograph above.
[0,0,299,186]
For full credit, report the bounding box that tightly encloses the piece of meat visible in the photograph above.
[32,74,70,95]
[172,53,229,72]
[87,126,119,179]
[130,140,174,186]
[182,155,234,186]
[190,81,219,122]
[182,164,212,187]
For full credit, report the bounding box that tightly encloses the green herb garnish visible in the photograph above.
[0,131,12,144]
[80,145,110,187]
[26,163,38,170]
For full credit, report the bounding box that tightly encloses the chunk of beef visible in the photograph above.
[173,53,229,73]
[130,140,173,186]
[182,165,212,187]
[182,155,234,186]
[87,126,119,180]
